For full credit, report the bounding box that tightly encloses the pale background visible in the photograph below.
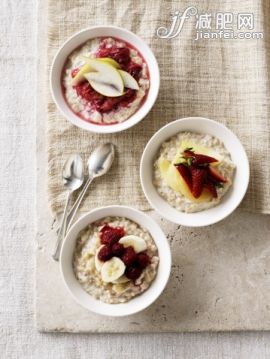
[1,0,270,358]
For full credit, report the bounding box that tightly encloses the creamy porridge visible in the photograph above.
[62,37,150,125]
[153,132,235,213]
[73,216,159,304]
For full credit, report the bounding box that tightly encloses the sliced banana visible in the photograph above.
[118,70,139,90]
[119,235,147,253]
[112,275,130,284]
[112,283,128,294]
[101,257,126,283]
[94,245,104,272]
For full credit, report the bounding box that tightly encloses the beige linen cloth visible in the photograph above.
[47,0,270,216]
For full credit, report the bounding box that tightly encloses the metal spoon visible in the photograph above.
[65,143,115,231]
[52,154,84,261]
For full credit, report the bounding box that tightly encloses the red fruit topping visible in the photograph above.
[74,81,89,95]
[99,97,122,112]
[112,47,130,65]
[100,89,137,112]
[121,246,137,266]
[95,48,110,58]
[96,46,130,66]
[126,62,142,80]
[175,164,192,191]
[137,253,150,269]
[100,225,125,245]
[118,89,137,108]
[95,47,110,58]
[208,166,227,183]
[98,245,113,261]
[73,79,137,113]
[122,88,136,100]
[190,166,207,198]
[69,41,145,120]
[71,68,80,78]
[125,266,142,281]
[183,150,218,165]
[204,180,218,198]
[74,81,104,103]
[111,242,125,257]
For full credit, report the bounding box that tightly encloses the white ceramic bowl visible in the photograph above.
[60,206,171,316]
[50,26,160,133]
[140,117,250,227]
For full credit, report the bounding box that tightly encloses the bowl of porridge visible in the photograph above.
[140,117,250,227]
[60,206,171,316]
[50,26,160,133]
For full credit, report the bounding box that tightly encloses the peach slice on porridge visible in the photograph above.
[154,132,235,213]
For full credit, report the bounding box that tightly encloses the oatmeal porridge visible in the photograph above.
[62,37,150,125]
[153,132,235,213]
[73,216,159,304]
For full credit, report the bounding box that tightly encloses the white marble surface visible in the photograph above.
[2,0,270,357]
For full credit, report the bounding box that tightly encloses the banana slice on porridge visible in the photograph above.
[101,257,126,283]
[119,235,147,253]
[73,216,159,304]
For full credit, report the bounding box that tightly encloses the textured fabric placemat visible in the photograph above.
[47,0,270,216]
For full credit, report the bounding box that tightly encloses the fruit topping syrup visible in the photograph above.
[72,39,143,114]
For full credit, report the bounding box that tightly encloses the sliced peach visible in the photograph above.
[158,158,212,202]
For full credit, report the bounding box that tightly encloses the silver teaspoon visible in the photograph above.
[65,143,115,231]
[52,154,84,261]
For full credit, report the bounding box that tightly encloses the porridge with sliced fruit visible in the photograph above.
[73,217,159,304]
[62,37,150,125]
[153,132,236,213]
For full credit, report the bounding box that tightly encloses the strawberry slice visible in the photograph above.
[204,180,218,198]
[208,166,227,183]
[183,150,218,166]
[190,166,207,198]
[175,164,192,191]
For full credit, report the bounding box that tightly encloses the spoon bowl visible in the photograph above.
[87,143,115,178]
[63,154,84,190]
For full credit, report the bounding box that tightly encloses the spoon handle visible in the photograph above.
[52,191,72,261]
[65,176,94,232]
